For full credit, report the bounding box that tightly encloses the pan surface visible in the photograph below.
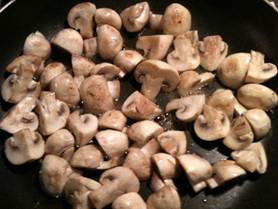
[0,0,278,209]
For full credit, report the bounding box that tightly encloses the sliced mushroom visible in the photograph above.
[67,110,98,146]
[134,60,179,101]
[165,94,205,122]
[199,35,228,71]
[95,8,122,30]
[0,96,39,134]
[91,63,121,79]
[194,105,230,141]
[72,55,95,77]
[150,172,176,192]
[84,37,98,58]
[97,25,123,60]
[67,2,96,38]
[89,166,140,209]
[167,31,200,72]
[136,35,173,60]
[231,142,267,174]
[40,62,66,89]
[178,154,212,192]
[149,12,163,31]
[120,2,150,32]
[112,192,146,209]
[152,153,178,179]
[99,110,127,131]
[4,128,44,165]
[51,28,83,55]
[121,91,162,120]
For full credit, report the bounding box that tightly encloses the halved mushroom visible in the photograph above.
[99,110,127,131]
[244,109,271,140]
[67,110,98,146]
[40,62,66,89]
[237,84,278,110]
[150,172,176,192]
[206,160,246,189]
[91,63,121,79]
[165,94,205,122]
[134,60,179,101]
[67,2,96,38]
[121,91,162,120]
[84,37,98,58]
[37,91,70,136]
[162,3,191,36]
[231,142,267,174]
[89,166,140,209]
[120,2,150,32]
[178,154,212,192]
[72,55,95,77]
[51,28,83,55]
[4,128,44,165]
[136,35,173,60]
[167,31,200,72]
[194,105,230,141]
[199,35,228,71]
[97,25,123,60]
[157,131,187,156]
[0,96,39,134]
[95,8,122,30]
[152,153,178,179]
[45,129,75,161]
[149,12,163,31]
[112,192,146,209]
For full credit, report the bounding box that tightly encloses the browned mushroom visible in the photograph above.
[112,192,147,209]
[149,12,163,31]
[99,110,127,131]
[91,63,121,79]
[95,8,122,30]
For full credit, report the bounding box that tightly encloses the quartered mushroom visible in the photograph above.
[112,192,147,209]
[40,62,66,89]
[152,153,178,179]
[23,31,51,59]
[167,31,200,72]
[4,128,44,165]
[91,62,121,79]
[149,12,163,31]
[120,2,150,32]
[134,60,179,101]
[95,8,122,30]
[89,166,140,209]
[233,97,247,116]
[150,172,176,192]
[107,80,121,100]
[67,2,96,38]
[136,35,173,60]
[121,91,162,120]
[72,55,95,77]
[84,37,98,58]
[67,110,98,146]
[99,110,127,131]
[165,94,205,122]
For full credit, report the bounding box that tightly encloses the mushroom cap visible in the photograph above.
[107,80,121,100]
[162,3,191,36]
[112,192,147,209]
[40,62,66,89]
[4,128,45,165]
[84,37,98,58]
[67,2,96,39]
[91,62,121,79]
[165,94,205,122]
[72,55,95,77]
[194,105,230,141]
[152,153,177,179]
[95,8,122,30]
[99,110,127,131]
[150,172,176,192]
[237,83,278,110]
[120,2,150,32]
[149,12,163,31]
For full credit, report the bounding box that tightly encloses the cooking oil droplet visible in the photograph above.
[114,98,119,102]
[202,199,207,203]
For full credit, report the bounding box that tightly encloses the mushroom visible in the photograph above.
[237,84,278,110]
[206,160,246,189]
[99,110,127,131]
[146,185,181,209]
[233,97,247,116]
[152,153,178,179]
[95,8,122,30]
[73,75,85,89]
[150,172,176,192]
[149,12,163,31]
[120,2,150,32]
[45,129,75,161]
[136,35,173,60]
[194,105,230,141]
[89,166,140,209]
[72,55,95,77]
[67,2,96,38]
[40,62,66,89]
[97,24,123,60]
[80,75,114,115]
[84,37,98,58]
[134,60,179,101]
[223,116,254,150]
[67,110,98,146]
[112,192,146,209]
[162,3,191,36]
[91,63,121,79]
[231,142,267,174]
[165,94,205,122]
[178,154,213,192]
[244,109,271,140]
[37,91,70,136]
[107,80,121,100]
[121,91,162,120]
[217,53,251,89]
[157,131,187,156]
[50,72,80,106]
[199,35,228,71]
[167,31,200,72]
[51,28,83,55]
[0,96,39,134]
[4,128,44,165]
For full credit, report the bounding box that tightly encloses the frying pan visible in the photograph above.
[0,0,278,208]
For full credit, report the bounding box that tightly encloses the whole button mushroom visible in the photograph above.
[99,110,127,131]
[95,8,122,30]
[4,128,45,165]
[149,12,163,31]
[152,153,178,179]
[40,62,66,89]
[67,2,96,39]
[112,192,147,209]
[71,55,95,77]
[120,2,150,32]
[162,3,191,36]
[83,37,98,58]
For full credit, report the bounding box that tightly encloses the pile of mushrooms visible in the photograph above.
[0,2,277,209]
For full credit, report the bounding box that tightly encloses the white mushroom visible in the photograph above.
[107,80,121,100]
[95,8,122,30]
[149,12,163,31]
[150,172,176,192]
[99,110,127,131]
[84,37,98,58]
[91,63,121,79]
[112,192,146,209]
[72,55,95,77]
[152,153,178,179]
[40,62,66,89]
